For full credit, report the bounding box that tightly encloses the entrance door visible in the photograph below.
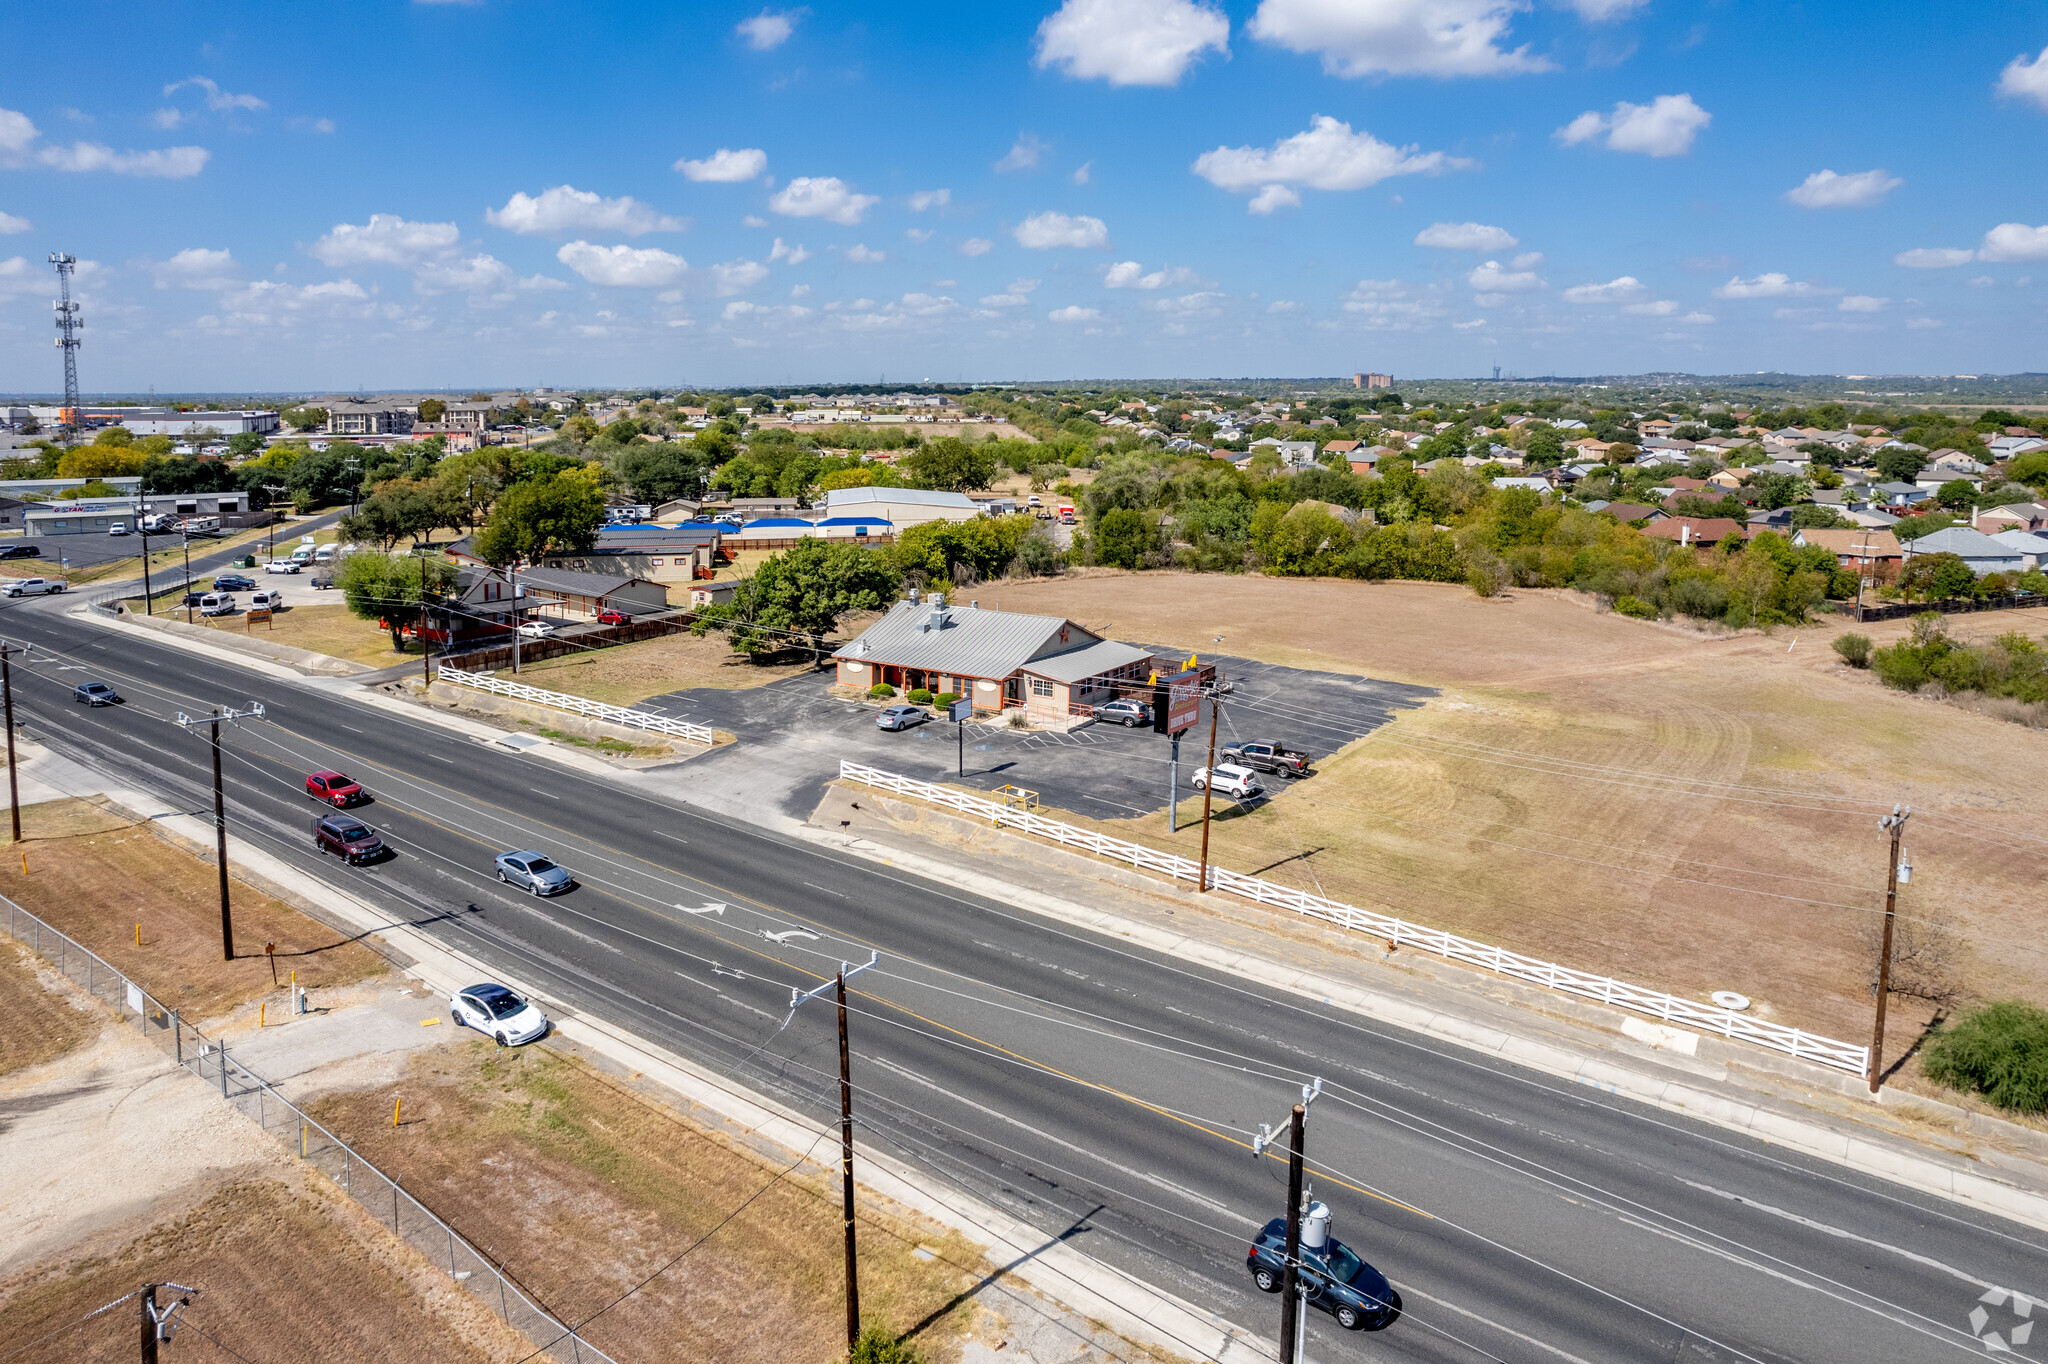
[1003,677,1021,706]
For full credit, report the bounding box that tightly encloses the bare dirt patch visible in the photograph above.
[188,601,413,669]
[964,573,2048,1077]
[0,939,96,1076]
[503,625,844,707]
[0,797,385,1024]
[0,1175,532,1363]
[308,1040,992,1363]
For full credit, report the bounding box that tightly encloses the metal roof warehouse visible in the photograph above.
[834,594,1159,719]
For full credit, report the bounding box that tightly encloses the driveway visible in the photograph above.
[635,653,1434,825]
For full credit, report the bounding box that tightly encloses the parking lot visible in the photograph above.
[639,653,1435,824]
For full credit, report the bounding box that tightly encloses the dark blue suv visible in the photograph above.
[1247,1217,1401,1331]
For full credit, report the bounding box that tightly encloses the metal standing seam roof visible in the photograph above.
[824,486,980,511]
[1019,639,1155,684]
[834,601,1100,679]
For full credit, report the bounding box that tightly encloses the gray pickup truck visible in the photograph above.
[2,577,67,598]
[1219,740,1312,778]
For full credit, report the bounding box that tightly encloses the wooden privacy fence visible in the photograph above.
[1837,593,2048,623]
[438,666,716,746]
[440,614,691,671]
[840,761,1871,1076]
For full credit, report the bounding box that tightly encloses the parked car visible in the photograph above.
[199,592,236,616]
[1192,764,1263,799]
[1219,740,1312,779]
[1093,698,1151,727]
[72,680,120,706]
[0,544,37,560]
[213,573,256,591]
[309,573,335,590]
[178,591,207,610]
[2,577,65,597]
[107,521,129,537]
[876,703,930,731]
[516,620,557,639]
[495,849,573,896]
[265,558,300,574]
[306,770,365,807]
[596,608,632,626]
[249,589,283,612]
[312,814,386,864]
[1246,1213,1399,1332]
[448,982,549,1047]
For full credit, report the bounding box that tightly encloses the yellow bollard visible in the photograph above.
[18,850,24,874]
[393,1097,402,1128]
[135,922,141,946]
[259,1002,266,1028]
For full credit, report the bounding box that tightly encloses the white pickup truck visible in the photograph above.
[2,577,66,597]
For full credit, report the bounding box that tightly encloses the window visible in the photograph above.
[650,558,664,566]
[1029,677,1054,698]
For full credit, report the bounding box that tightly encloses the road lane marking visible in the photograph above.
[530,788,560,799]
[802,881,846,898]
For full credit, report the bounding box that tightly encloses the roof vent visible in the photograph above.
[929,593,945,608]
[907,588,921,605]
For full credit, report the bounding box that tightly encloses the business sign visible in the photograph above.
[1165,670,1202,736]
[949,697,974,722]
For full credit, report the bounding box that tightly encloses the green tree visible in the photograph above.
[417,397,447,423]
[1094,508,1153,569]
[612,443,710,504]
[1922,1001,2048,1114]
[894,516,1031,583]
[1935,479,1978,511]
[694,538,899,659]
[226,431,265,462]
[1875,448,1927,483]
[336,550,460,651]
[2006,449,2048,491]
[472,470,605,565]
[341,478,461,548]
[280,406,327,432]
[902,437,999,493]
[56,445,146,478]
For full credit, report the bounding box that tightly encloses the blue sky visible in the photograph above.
[1,0,2044,391]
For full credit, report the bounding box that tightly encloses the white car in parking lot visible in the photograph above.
[516,620,558,639]
[1192,764,1264,799]
[448,982,549,1046]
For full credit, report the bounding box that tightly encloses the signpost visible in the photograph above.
[950,696,972,776]
[1162,669,1202,832]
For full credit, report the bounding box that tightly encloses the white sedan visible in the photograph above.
[449,982,549,1046]
[516,620,558,639]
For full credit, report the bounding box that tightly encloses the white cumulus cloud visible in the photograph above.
[1893,247,1974,269]
[1711,272,1832,299]
[908,189,950,211]
[1072,161,1092,185]
[153,247,238,289]
[1414,221,1517,252]
[769,237,811,264]
[996,134,1051,173]
[1103,261,1197,289]
[557,241,689,288]
[1015,211,1109,249]
[1468,259,1544,292]
[1978,222,2048,262]
[674,147,768,182]
[1554,93,1710,157]
[0,210,27,234]
[1047,305,1103,322]
[1997,45,2048,111]
[1621,298,1677,315]
[1192,115,1463,212]
[1246,0,1552,78]
[1560,275,1647,303]
[414,253,515,295]
[960,238,994,257]
[1562,0,1647,18]
[711,258,769,295]
[1785,168,1901,209]
[844,243,886,263]
[768,176,879,225]
[312,215,460,267]
[1838,295,1888,312]
[736,9,799,50]
[1034,0,1230,87]
[37,142,209,177]
[162,76,267,113]
[487,185,685,236]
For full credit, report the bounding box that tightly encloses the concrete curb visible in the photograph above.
[792,794,2048,1237]
[82,777,1268,1364]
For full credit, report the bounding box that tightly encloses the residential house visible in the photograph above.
[834,595,1164,720]
[1491,477,1551,493]
[1321,439,1362,458]
[1870,481,1928,508]
[1975,503,2048,535]
[1790,528,1903,568]
[541,524,723,588]
[1597,502,1665,524]
[1844,508,1903,530]
[1989,530,2048,570]
[1633,450,1691,469]
[1899,526,2026,575]
[688,579,740,608]
[1988,435,2048,460]
[408,422,478,453]
[509,565,672,619]
[1927,450,1988,476]
[1706,470,1748,489]
[1644,517,1746,547]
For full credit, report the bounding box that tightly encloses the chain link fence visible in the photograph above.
[3,895,618,1364]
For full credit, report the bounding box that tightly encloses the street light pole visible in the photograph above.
[174,704,266,961]
[1195,694,1222,892]
[1868,804,1912,1095]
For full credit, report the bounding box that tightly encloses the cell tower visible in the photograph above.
[49,253,81,441]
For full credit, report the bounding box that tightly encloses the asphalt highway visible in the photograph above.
[1,587,2042,1364]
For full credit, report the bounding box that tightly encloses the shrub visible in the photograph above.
[1006,709,1028,728]
[906,687,932,705]
[1612,594,1658,619]
[1832,632,1872,667]
[867,682,895,698]
[934,691,960,709]
[848,1323,923,1364]
[1921,1000,2048,1114]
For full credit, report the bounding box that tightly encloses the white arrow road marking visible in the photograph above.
[678,902,725,916]
[764,929,819,944]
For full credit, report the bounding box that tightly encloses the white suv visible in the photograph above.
[1192,764,1264,799]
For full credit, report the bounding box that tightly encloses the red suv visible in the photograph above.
[596,608,632,625]
[312,815,386,864]
[306,770,365,807]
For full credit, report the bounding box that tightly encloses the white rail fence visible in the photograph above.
[840,761,1871,1076]
[438,666,716,747]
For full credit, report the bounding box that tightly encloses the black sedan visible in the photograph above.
[72,681,121,706]
[213,573,256,591]
[1247,1216,1400,1331]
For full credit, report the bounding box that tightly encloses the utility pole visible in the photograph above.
[511,561,522,674]
[1851,533,1876,623]
[49,254,81,444]
[1254,1078,1322,1364]
[182,533,193,623]
[139,1282,195,1360]
[2,643,20,843]
[786,950,881,1351]
[418,551,431,686]
[140,1283,157,1364]
[1868,804,1912,1095]
[174,705,266,961]
[1195,694,1221,892]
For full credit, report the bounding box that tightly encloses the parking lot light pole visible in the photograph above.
[174,704,266,961]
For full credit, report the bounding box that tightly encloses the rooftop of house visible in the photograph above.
[835,598,1115,680]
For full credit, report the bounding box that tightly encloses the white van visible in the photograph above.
[312,545,335,564]
[290,544,316,564]
[249,589,283,612]
[199,592,236,616]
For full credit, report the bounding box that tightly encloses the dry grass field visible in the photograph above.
[0,797,386,1022]
[189,601,414,668]
[0,939,97,1077]
[504,625,836,706]
[966,573,2048,1064]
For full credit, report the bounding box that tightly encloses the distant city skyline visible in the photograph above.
[1,1,2043,390]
